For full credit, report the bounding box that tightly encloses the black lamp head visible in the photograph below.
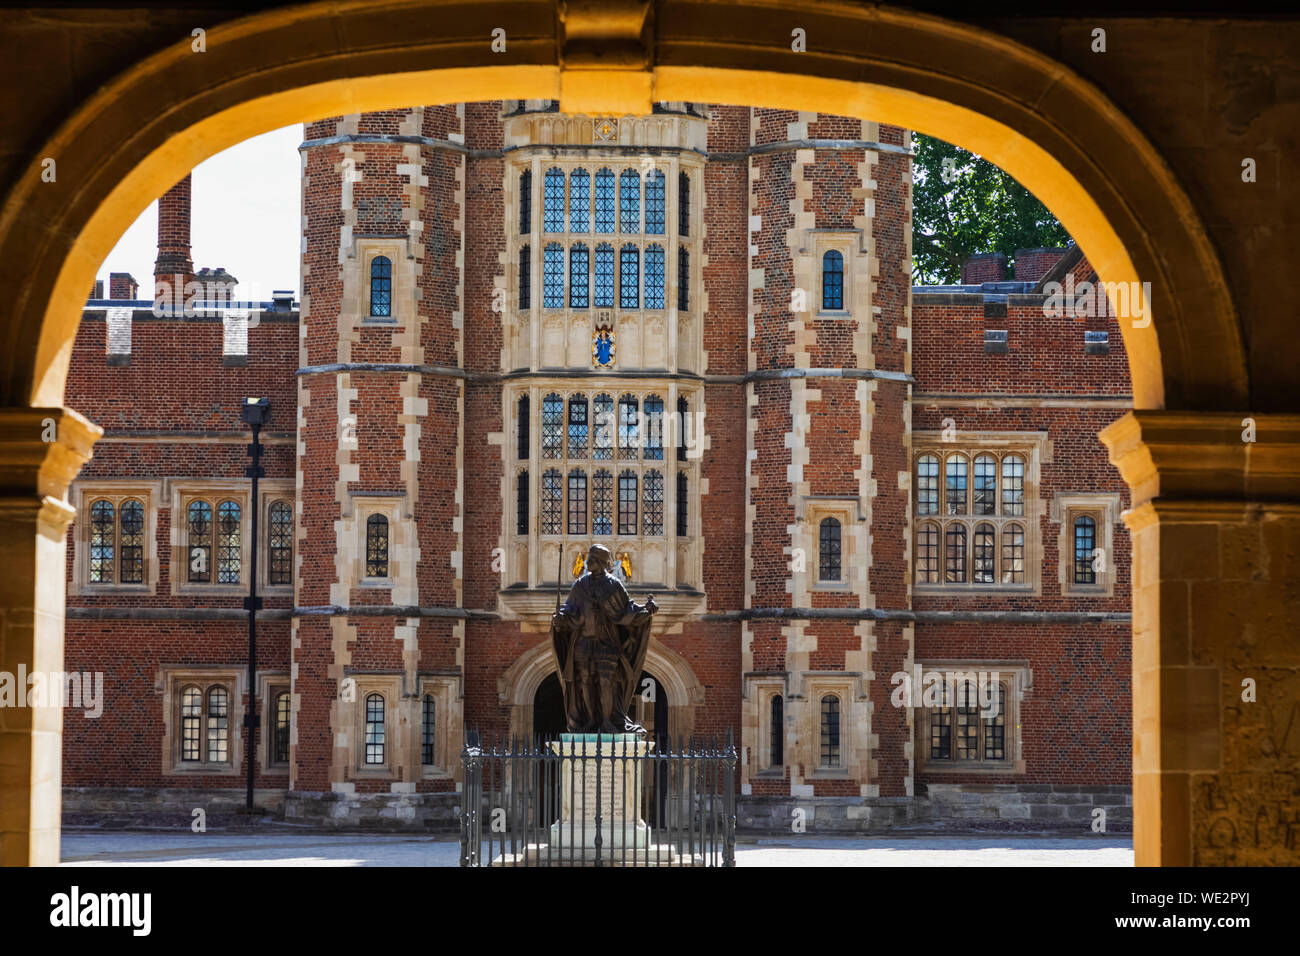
[241,397,271,426]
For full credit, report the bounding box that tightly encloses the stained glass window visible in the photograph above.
[819,517,841,581]
[569,168,590,233]
[567,469,587,535]
[594,168,615,233]
[645,244,665,308]
[543,242,564,308]
[540,469,562,534]
[569,243,589,309]
[822,250,843,310]
[365,693,385,765]
[216,500,241,584]
[592,469,613,535]
[620,244,639,309]
[543,167,565,232]
[370,256,392,317]
[618,471,637,535]
[89,499,115,583]
[642,469,663,535]
[268,499,293,585]
[594,243,615,308]
[366,513,389,578]
[619,169,640,233]
[645,170,665,234]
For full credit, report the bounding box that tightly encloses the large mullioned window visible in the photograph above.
[88,497,146,585]
[926,681,1009,766]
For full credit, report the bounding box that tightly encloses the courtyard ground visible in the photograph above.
[59,829,1133,866]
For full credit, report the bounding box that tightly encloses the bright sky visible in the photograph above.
[97,125,304,301]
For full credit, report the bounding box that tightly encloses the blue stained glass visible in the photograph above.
[822,250,844,310]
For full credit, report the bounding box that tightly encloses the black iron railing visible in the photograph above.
[460,731,737,867]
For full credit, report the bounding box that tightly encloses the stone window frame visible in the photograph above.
[748,676,788,777]
[348,674,404,779]
[170,480,252,596]
[808,230,864,318]
[804,675,860,781]
[1054,492,1120,598]
[915,660,1031,776]
[257,673,292,774]
[158,666,244,777]
[799,496,862,593]
[417,675,459,780]
[910,431,1049,597]
[353,496,403,589]
[507,381,701,591]
[69,480,161,596]
[353,238,410,326]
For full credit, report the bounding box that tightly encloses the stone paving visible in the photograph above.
[59,829,1133,867]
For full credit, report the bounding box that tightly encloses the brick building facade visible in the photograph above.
[62,102,1132,831]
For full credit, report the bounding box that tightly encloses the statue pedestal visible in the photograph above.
[549,733,652,853]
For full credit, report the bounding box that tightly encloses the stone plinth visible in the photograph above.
[549,733,652,853]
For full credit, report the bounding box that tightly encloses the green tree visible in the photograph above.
[911,133,1070,285]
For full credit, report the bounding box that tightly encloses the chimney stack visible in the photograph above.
[108,272,138,300]
[961,252,1007,285]
[155,173,195,307]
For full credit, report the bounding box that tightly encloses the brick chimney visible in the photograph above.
[195,266,239,306]
[155,173,195,306]
[108,272,138,299]
[1013,246,1069,285]
[961,252,1006,285]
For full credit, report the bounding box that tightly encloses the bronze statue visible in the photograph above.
[550,544,659,734]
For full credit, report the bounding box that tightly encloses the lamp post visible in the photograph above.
[240,397,270,811]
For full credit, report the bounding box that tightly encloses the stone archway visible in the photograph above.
[498,638,707,744]
[0,0,1291,866]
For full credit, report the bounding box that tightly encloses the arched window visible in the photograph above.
[540,469,562,535]
[369,256,392,317]
[1073,515,1097,584]
[180,684,202,761]
[820,695,840,767]
[643,395,664,460]
[518,245,531,309]
[568,168,590,232]
[973,522,996,583]
[769,695,783,767]
[518,169,532,234]
[543,167,565,232]
[187,499,212,583]
[592,469,614,535]
[973,455,997,515]
[569,243,589,308]
[268,499,293,585]
[206,686,229,762]
[617,471,638,535]
[422,694,437,766]
[645,170,666,234]
[516,470,529,535]
[89,499,115,583]
[592,394,614,460]
[819,517,842,582]
[678,171,691,236]
[594,168,616,233]
[916,455,939,515]
[541,393,563,459]
[364,693,385,765]
[915,522,939,584]
[1001,455,1025,515]
[619,244,639,309]
[644,244,665,309]
[365,514,389,578]
[542,242,564,308]
[119,499,144,584]
[677,396,689,462]
[273,691,291,765]
[676,471,688,536]
[678,247,689,311]
[617,394,639,459]
[619,169,640,233]
[517,395,530,460]
[944,523,967,583]
[822,250,844,310]
[945,456,968,514]
[567,394,589,457]
[594,243,615,307]
[567,469,588,535]
[642,470,664,536]
[1001,523,1025,584]
[216,500,241,584]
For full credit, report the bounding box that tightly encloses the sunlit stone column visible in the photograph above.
[0,407,99,866]
[1103,410,1300,866]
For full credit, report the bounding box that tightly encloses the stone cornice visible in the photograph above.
[0,408,102,537]
[1101,410,1300,508]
